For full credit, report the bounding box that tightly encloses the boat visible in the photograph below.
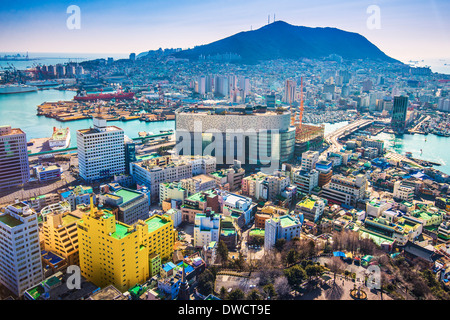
[0,84,38,94]
[49,127,71,150]
[25,80,59,87]
[74,90,134,101]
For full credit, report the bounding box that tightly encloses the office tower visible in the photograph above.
[197,76,206,95]
[98,187,149,225]
[124,141,136,174]
[129,53,136,61]
[42,203,84,266]
[205,75,213,93]
[391,96,408,133]
[75,65,84,75]
[55,64,66,78]
[323,84,335,95]
[362,79,373,92]
[300,150,319,172]
[266,92,276,109]
[77,197,175,292]
[0,202,43,296]
[175,105,296,168]
[77,115,125,182]
[264,215,302,250]
[283,79,296,104]
[0,125,30,189]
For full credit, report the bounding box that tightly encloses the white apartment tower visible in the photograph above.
[77,116,125,182]
[0,125,30,189]
[301,150,319,172]
[0,202,43,296]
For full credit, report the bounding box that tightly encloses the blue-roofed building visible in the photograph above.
[161,262,177,278]
[59,185,95,211]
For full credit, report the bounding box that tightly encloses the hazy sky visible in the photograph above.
[1,0,449,62]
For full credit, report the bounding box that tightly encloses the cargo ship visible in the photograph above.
[0,84,38,94]
[25,80,59,87]
[74,90,134,101]
[49,127,71,150]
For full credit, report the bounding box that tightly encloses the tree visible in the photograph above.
[217,240,229,266]
[274,276,291,299]
[305,264,323,281]
[246,289,263,300]
[285,249,298,267]
[262,283,277,300]
[197,269,215,296]
[306,239,316,258]
[227,288,245,300]
[219,286,227,300]
[328,257,345,284]
[283,265,307,295]
[274,238,286,252]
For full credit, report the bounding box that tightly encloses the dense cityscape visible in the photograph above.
[1,4,450,305]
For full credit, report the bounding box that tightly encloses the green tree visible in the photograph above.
[285,249,298,266]
[274,238,286,252]
[305,264,323,281]
[283,265,307,295]
[246,289,263,300]
[197,269,215,295]
[263,283,277,300]
[217,240,229,266]
[227,288,245,300]
[219,286,227,300]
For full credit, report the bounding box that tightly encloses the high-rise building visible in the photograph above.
[391,96,408,133]
[0,202,43,296]
[77,197,175,292]
[77,115,125,182]
[283,79,296,104]
[42,202,84,266]
[0,125,30,189]
[301,151,319,172]
[293,169,319,194]
[98,187,149,225]
[129,53,136,61]
[175,105,295,168]
[265,92,276,109]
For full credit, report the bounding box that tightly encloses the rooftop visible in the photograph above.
[146,216,170,233]
[115,188,142,203]
[0,214,23,228]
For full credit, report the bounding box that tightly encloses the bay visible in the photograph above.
[0,89,174,147]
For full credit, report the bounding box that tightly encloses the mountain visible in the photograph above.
[170,21,399,64]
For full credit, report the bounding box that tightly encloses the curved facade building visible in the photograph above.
[175,105,295,169]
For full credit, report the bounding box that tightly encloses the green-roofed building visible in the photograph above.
[99,187,149,225]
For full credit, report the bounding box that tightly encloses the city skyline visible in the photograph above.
[1,0,450,62]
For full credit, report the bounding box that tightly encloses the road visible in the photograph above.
[324,119,374,154]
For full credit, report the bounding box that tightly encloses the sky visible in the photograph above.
[1,0,449,62]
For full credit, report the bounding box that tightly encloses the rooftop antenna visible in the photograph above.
[268,15,270,24]
[274,14,275,22]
